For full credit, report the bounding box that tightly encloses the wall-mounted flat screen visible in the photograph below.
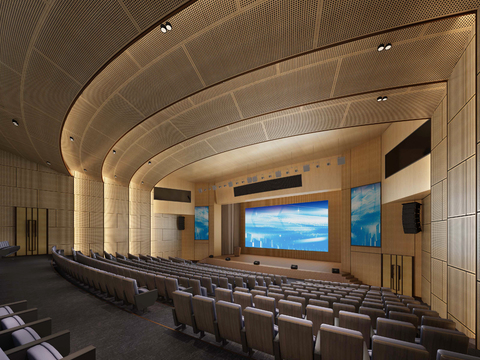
[195,206,209,240]
[351,182,381,247]
[245,200,328,252]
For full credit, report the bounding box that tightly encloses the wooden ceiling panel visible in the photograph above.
[119,47,204,117]
[425,13,476,35]
[114,126,151,153]
[0,0,45,73]
[207,123,267,153]
[0,64,22,119]
[63,98,98,141]
[172,141,217,165]
[24,51,82,120]
[34,1,139,84]
[185,0,318,86]
[170,94,242,138]
[316,0,478,48]
[0,110,36,150]
[23,104,61,146]
[234,59,338,118]
[122,0,189,30]
[135,122,186,154]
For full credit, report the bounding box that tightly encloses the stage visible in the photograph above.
[200,254,348,282]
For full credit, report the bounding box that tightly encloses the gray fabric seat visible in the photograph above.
[276,315,318,360]
[371,335,429,360]
[363,301,384,310]
[1,315,25,330]
[201,277,216,296]
[389,311,419,329]
[234,276,246,289]
[339,311,372,348]
[254,295,276,314]
[421,316,456,331]
[414,309,440,323]
[420,326,469,360]
[12,326,41,346]
[306,305,334,337]
[26,342,63,360]
[172,291,198,333]
[309,299,329,308]
[216,301,247,350]
[0,306,14,317]
[234,292,253,311]
[377,318,416,343]
[244,307,277,356]
[436,350,480,360]
[286,295,306,314]
[192,295,220,341]
[278,300,303,319]
[219,277,232,290]
[190,279,207,297]
[319,324,368,360]
[359,306,385,330]
[215,288,233,303]
[386,304,411,316]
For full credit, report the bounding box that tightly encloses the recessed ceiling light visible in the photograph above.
[382,96,388,101]
[160,24,167,33]
[377,44,385,52]
[385,43,392,50]
[46,161,51,166]
[114,175,117,178]
[165,22,172,31]
[12,119,19,126]
[148,161,152,165]
[69,136,74,142]
[141,181,144,185]
[83,169,87,172]
[327,162,330,166]
[113,150,116,154]
[377,96,382,102]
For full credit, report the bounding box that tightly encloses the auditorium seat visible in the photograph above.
[0,309,38,329]
[234,292,253,311]
[172,291,198,333]
[11,327,41,346]
[420,326,469,360]
[436,350,480,360]
[275,315,318,360]
[234,287,249,293]
[301,293,317,305]
[192,296,220,341]
[333,303,355,324]
[286,296,306,314]
[359,307,385,330]
[414,309,440,323]
[250,289,266,297]
[234,277,246,289]
[371,335,429,360]
[340,298,360,312]
[362,301,384,310]
[319,296,336,308]
[339,311,372,348]
[278,300,303,319]
[421,316,456,331]
[306,305,334,337]
[319,324,367,360]
[190,279,207,297]
[308,300,329,308]
[218,277,232,290]
[201,277,216,296]
[179,277,190,288]
[215,301,247,350]
[389,311,420,329]
[244,307,277,356]
[253,295,276,315]
[264,277,272,287]
[377,318,416,343]
[386,304,411,317]
[247,276,257,290]
[215,288,234,303]
[268,293,285,303]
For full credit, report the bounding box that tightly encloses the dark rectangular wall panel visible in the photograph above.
[154,187,191,203]
[234,175,302,197]
[385,120,431,178]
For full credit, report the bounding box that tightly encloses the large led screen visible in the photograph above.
[351,182,381,247]
[245,201,328,252]
[195,206,209,240]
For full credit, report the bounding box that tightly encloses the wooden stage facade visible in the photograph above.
[200,254,347,282]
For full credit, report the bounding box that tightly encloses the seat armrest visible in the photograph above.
[134,289,158,312]
[0,318,52,350]
[0,308,38,324]
[0,301,27,313]
[314,329,321,360]
[62,345,96,360]
[5,330,70,360]
[274,333,281,360]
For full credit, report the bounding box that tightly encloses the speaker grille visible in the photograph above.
[402,202,422,234]
[234,174,302,197]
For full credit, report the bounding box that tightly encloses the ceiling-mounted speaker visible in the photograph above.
[247,177,252,184]
[337,156,346,165]
[303,164,310,172]
[402,202,422,234]
[275,171,281,178]
[228,181,233,187]
[252,176,258,182]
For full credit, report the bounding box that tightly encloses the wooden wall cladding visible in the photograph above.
[431,258,447,302]
[181,215,195,260]
[382,202,415,256]
[240,190,342,262]
[422,276,431,305]
[129,186,151,256]
[431,139,447,185]
[431,96,447,149]
[431,294,447,318]
[448,215,476,272]
[104,180,129,255]
[350,137,382,189]
[448,266,476,334]
[350,251,382,287]
[422,251,431,282]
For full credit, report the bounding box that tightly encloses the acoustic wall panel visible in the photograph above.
[104,181,129,255]
[448,98,475,170]
[431,295,448,318]
[422,250,431,281]
[152,214,182,258]
[431,96,447,149]
[129,186,151,255]
[448,266,476,333]
[431,181,446,222]
[431,258,447,302]
[431,139,447,186]
[422,276,431,305]
[431,221,447,261]
[448,162,466,217]
[448,215,476,273]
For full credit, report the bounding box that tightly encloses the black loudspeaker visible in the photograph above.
[332,268,340,274]
[209,255,213,258]
[254,261,260,265]
[291,265,298,269]
[402,202,422,234]
[225,257,231,261]
[177,216,185,230]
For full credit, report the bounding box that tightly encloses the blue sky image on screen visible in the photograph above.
[195,206,209,240]
[351,182,381,247]
[245,201,328,252]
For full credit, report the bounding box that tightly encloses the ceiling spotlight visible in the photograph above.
[165,22,172,31]
[12,119,19,127]
[148,161,152,165]
[160,24,167,33]
[382,96,388,101]
[83,169,87,172]
[385,43,392,50]
[46,161,51,166]
[114,175,117,178]
[141,181,144,185]
[377,44,385,52]
[69,136,74,142]
[113,150,116,154]
[377,96,382,102]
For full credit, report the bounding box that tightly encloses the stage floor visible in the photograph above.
[200,254,346,282]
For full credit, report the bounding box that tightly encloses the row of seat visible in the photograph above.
[0,300,95,360]
[171,290,475,360]
[53,252,158,312]
[0,242,19,258]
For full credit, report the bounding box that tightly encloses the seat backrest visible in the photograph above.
[244,307,275,355]
[278,315,314,360]
[377,318,416,343]
[179,277,189,288]
[267,293,285,303]
[113,275,125,300]
[420,326,469,360]
[421,316,456,331]
[247,276,256,289]
[215,288,233,303]
[254,295,276,313]
[436,349,480,360]
[154,275,167,298]
[122,278,138,305]
[371,335,429,360]
[256,276,264,286]
[165,278,180,299]
[333,302,355,318]
[234,276,244,287]
[386,304,411,316]
[309,299,329,308]
[362,301,384,310]
[274,275,282,285]
[339,311,371,347]
[250,289,266,297]
[234,287,249,293]
[190,279,204,296]
[278,300,303,318]
[216,301,243,343]
[1,315,25,330]
[320,323,366,360]
[192,295,217,335]
[201,277,214,292]
[219,277,230,289]
[144,273,156,290]
[306,304,334,337]
[414,309,440,322]
[320,295,336,308]
[408,304,430,311]
[286,295,306,314]
[11,327,41,346]
[172,291,195,327]
[234,292,253,310]
[340,298,360,311]
[389,311,419,328]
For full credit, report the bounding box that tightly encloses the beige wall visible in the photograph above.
[104,180,128,255]
[0,149,74,255]
[153,177,195,215]
[129,185,151,256]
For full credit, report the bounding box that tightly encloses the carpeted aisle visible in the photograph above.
[0,256,273,360]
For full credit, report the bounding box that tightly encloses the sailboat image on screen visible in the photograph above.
[245,200,328,252]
